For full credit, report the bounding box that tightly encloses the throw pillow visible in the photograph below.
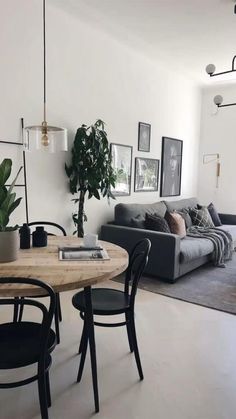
[207,203,222,227]
[130,216,145,229]
[145,213,171,233]
[176,208,192,229]
[165,212,186,238]
[190,207,215,228]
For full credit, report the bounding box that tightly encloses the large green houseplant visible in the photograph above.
[0,159,22,262]
[65,120,116,237]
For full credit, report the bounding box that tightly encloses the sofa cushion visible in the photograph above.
[130,216,145,229]
[180,237,214,264]
[165,212,186,238]
[164,197,198,212]
[145,213,171,233]
[207,203,222,227]
[114,202,167,226]
[176,209,193,229]
[216,225,236,244]
[190,207,214,228]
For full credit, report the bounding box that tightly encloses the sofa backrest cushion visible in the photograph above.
[114,202,167,226]
[164,197,198,212]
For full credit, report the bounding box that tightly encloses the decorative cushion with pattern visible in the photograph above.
[165,212,186,238]
[190,207,214,228]
[145,213,171,233]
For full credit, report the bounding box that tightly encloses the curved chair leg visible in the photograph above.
[38,372,49,419]
[46,371,51,408]
[13,297,19,323]
[77,322,88,382]
[130,313,144,380]
[18,297,25,322]
[78,320,86,354]
[56,293,62,322]
[55,298,60,344]
[125,312,134,353]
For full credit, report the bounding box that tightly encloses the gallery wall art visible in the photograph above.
[110,143,132,196]
[160,137,183,197]
[134,157,159,192]
[138,122,151,152]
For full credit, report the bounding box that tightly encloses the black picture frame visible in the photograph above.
[134,157,159,192]
[160,136,183,197]
[138,122,151,152]
[110,143,132,196]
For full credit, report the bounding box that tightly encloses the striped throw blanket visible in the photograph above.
[187,226,234,267]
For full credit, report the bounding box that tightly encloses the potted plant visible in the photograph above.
[65,119,116,237]
[0,159,22,262]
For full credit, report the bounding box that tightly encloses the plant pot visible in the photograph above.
[0,229,19,263]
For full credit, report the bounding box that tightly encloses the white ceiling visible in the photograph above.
[52,0,236,84]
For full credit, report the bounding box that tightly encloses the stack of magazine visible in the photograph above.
[58,245,110,261]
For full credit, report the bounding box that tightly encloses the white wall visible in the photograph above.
[0,0,202,234]
[198,83,236,213]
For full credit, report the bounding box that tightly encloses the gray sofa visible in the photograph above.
[100,197,236,282]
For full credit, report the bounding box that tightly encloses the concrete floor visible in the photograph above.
[0,281,236,419]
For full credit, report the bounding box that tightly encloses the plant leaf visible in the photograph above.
[8,166,23,194]
[0,159,12,186]
[8,197,22,216]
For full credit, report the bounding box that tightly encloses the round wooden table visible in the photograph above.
[0,237,128,296]
[0,237,129,413]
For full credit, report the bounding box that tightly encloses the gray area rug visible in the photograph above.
[114,255,236,315]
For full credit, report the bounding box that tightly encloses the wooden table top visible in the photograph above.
[0,237,129,297]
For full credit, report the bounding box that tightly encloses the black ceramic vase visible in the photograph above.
[32,226,47,247]
[19,223,31,249]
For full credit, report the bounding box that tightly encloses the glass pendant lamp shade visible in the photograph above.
[24,124,68,153]
[24,0,68,153]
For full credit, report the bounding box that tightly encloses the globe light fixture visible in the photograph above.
[205,55,236,78]
[205,55,236,108]
[213,95,223,106]
[24,0,68,152]
[205,64,216,76]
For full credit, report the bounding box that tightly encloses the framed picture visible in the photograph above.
[138,122,151,152]
[110,143,132,196]
[134,157,159,192]
[160,137,183,197]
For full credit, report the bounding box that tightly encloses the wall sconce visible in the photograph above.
[205,55,236,108]
[203,153,220,188]
[213,95,236,109]
[206,55,236,78]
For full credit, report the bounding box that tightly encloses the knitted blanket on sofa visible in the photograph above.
[187,226,234,267]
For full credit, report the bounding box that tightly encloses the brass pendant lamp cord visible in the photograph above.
[43,0,46,123]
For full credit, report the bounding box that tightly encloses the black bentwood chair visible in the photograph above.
[72,238,151,406]
[0,277,56,419]
[15,221,67,344]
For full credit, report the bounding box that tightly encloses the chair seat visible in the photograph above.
[0,322,56,369]
[72,288,130,315]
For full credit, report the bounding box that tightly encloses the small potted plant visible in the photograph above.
[65,120,116,237]
[0,158,22,262]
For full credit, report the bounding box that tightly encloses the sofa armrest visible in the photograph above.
[100,224,181,280]
[219,213,236,225]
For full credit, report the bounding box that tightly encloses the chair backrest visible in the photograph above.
[28,221,66,236]
[124,238,151,308]
[0,277,56,362]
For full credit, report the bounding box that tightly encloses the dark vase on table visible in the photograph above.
[32,227,47,247]
[19,224,31,249]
